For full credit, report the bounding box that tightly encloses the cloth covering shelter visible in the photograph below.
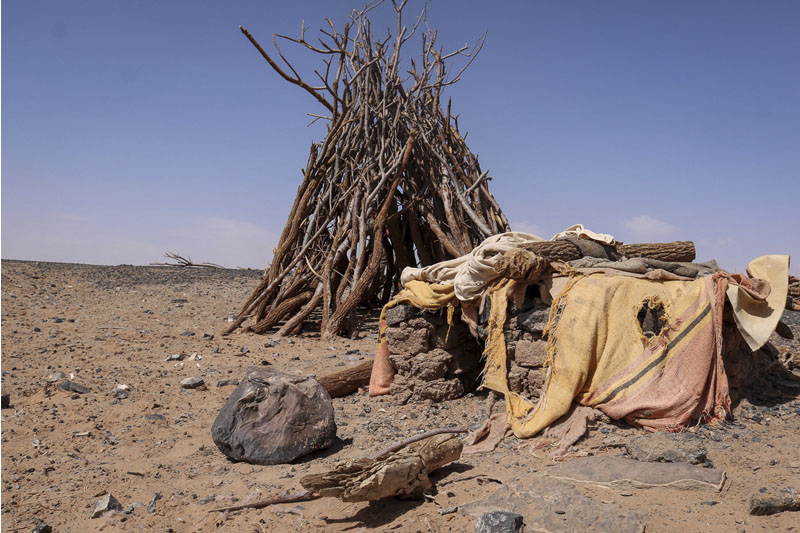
[370,228,790,438]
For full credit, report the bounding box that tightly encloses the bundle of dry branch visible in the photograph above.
[228,1,509,338]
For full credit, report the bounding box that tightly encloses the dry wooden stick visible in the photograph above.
[371,426,467,460]
[209,489,316,513]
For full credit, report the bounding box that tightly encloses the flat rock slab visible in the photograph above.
[545,455,725,491]
[749,488,800,515]
[460,476,645,533]
[212,367,336,465]
[625,432,706,464]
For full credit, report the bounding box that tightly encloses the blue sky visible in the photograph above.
[2,1,798,273]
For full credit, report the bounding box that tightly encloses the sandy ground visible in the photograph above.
[2,260,799,532]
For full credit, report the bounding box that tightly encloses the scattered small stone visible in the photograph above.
[197,495,216,505]
[114,389,129,400]
[701,501,719,506]
[180,377,205,389]
[147,492,162,514]
[1,394,9,409]
[33,327,41,332]
[58,381,90,394]
[211,346,220,354]
[261,360,271,366]
[171,298,188,304]
[180,331,195,337]
[91,493,123,518]
[144,414,167,422]
[217,379,239,387]
[51,317,65,323]
[48,372,66,382]
[438,506,458,515]
[474,510,524,533]
[33,522,52,533]
[165,353,184,362]
[203,333,214,340]
[240,346,250,354]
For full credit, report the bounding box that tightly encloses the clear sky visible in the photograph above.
[2,1,798,274]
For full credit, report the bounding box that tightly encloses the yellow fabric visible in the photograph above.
[726,255,790,351]
[377,280,456,344]
[483,273,715,438]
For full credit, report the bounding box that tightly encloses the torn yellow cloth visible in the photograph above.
[369,281,456,396]
[481,273,731,437]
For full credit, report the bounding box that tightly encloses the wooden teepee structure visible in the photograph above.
[227,1,510,338]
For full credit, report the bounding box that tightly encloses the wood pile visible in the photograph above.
[227,2,509,338]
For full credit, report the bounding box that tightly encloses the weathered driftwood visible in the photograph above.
[227,3,509,339]
[210,429,465,513]
[317,360,373,398]
[300,432,463,502]
[518,240,696,263]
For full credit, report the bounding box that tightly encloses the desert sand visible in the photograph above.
[2,259,799,532]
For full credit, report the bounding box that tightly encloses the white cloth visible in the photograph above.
[551,224,616,245]
[400,232,545,301]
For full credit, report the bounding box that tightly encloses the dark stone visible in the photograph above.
[147,493,162,514]
[164,353,184,361]
[144,414,167,422]
[180,331,195,336]
[211,367,336,464]
[384,304,420,326]
[58,381,90,394]
[474,511,524,533]
[1,394,9,409]
[114,390,129,400]
[33,522,52,533]
[217,379,239,387]
[516,305,550,335]
[91,493,123,518]
[625,433,707,464]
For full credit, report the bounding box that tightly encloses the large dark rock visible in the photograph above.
[211,367,336,464]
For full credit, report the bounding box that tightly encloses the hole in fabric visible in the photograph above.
[638,301,666,338]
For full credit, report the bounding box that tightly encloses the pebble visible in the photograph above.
[147,492,162,514]
[211,346,220,354]
[144,414,167,422]
[180,377,205,389]
[180,331,195,337]
[48,372,66,382]
[1,394,9,409]
[217,379,239,387]
[33,522,52,533]
[438,506,458,515]
[91,493,123,518]
[165,353,184,362]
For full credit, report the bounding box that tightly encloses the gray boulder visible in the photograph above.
[211,367,336,464]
